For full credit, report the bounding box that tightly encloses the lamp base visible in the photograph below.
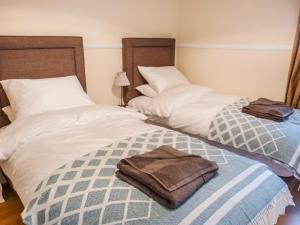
[120,86,126,107]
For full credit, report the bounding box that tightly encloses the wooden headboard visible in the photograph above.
[122,38,176,104]
[0,36,86,127]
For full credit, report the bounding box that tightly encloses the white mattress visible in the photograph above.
[0,105,159,205]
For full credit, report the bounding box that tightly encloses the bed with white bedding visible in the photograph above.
[122,38,300,181]
[128,83,300,180]
[129,85,300,181]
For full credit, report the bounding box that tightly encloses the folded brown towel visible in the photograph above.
[116,145,218,209]
[242,98,294,122]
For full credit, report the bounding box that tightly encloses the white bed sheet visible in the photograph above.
[166,91,242,136]
[0,105,159,205]
[128,84,242,137]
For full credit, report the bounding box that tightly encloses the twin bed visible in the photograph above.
[123,38,300,182]
[0,36,296,225]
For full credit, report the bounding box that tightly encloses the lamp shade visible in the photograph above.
[114,72,130,87]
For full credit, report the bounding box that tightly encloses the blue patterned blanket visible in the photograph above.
[22,129,293,225]
[208,99,300,178]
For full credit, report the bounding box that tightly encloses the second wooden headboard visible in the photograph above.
[122,38,176,104]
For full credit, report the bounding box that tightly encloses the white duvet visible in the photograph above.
[141,84,242,137]
[0,105,159,205]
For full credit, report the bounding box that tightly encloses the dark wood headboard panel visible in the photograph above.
[122,38,175,104]
[0,36,86,127]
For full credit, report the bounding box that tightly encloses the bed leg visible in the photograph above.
[0,184,4,203]
[0,169,7,203]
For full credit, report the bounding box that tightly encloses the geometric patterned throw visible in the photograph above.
[208,98,300,176]
[22,129,291,225]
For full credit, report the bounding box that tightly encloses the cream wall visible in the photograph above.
[1,0,299,102]
[177,0,300,100]
[0,0,178,104]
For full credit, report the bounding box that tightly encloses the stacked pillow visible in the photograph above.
[1,75,94,122]
[136,84,158,98]
[136,66,189,97]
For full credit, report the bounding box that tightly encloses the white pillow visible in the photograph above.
[1,75,95,119]
[138,66,189,93]
[136,84,158,98]
[128,96,153,115]
[2,106,15,122]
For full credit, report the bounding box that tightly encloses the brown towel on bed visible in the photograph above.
[116,145,218,209]
[242,98,294,122]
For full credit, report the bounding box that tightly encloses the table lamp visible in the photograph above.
[114,72,130,106]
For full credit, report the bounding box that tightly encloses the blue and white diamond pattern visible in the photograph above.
[208,99,289,155]
[23,129,229,225]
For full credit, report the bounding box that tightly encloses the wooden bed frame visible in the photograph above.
[0,36,87,203]
[0,36,86,128]
[122,37,299,190]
